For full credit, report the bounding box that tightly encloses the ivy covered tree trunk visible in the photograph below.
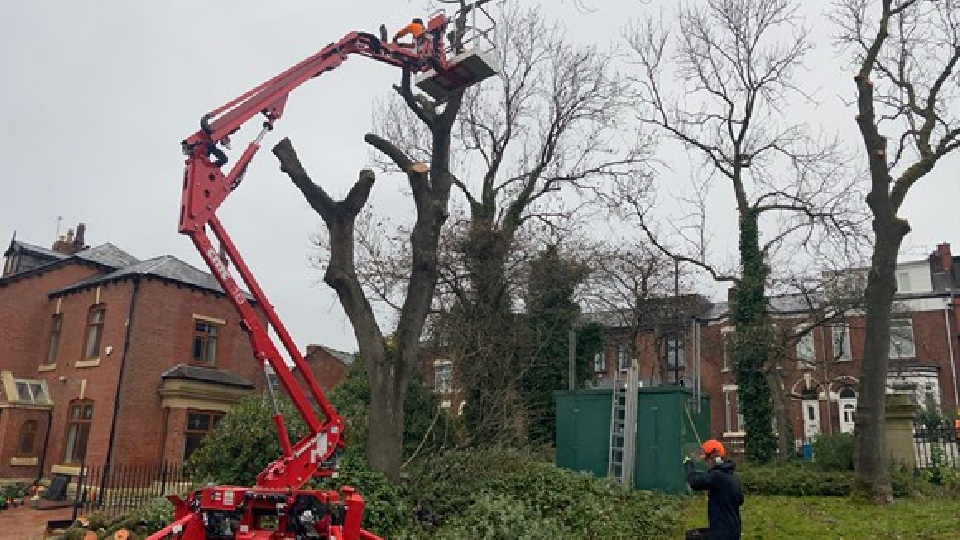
[457,217,525,443]
[732,209,777,463]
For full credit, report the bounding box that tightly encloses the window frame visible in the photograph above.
[46,313,64,364]
[721,327,735,372]
[795,325,815,369]
[82,305,106,360]
[192,320,221,363]
[666,336,685,371]
[616,343,630,372]
[183,410,225,461]
[593,352,606,373]
[17,420,39,457]
[831,323,852,361]
[14,379,49,405]
[63,400,94,464]
[433,359,453,394]
[896,271,911,293]
[838,386,857,434]
[722,384,744,436]
[888,317,916,359]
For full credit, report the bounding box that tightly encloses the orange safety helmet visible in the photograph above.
[701,439,726,458]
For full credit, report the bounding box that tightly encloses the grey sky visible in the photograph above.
[2,1,957,354]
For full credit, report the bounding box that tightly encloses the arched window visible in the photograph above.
[18,420,38,456]
[838,386,857,434]
[64,400,94,463]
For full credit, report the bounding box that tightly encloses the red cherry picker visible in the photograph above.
[145,6,496,540]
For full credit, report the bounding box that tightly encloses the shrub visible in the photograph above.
[313,453,412,537]
[403,447,683,539]
[738,462,853,496]
[185,394,308,486]
[812,432,854,471]
[330,360,458,461]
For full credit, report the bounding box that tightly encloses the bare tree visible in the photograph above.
[367,3,652,442]
[627,0,866,462]
[832,0,960,503]
[581,241,686,384]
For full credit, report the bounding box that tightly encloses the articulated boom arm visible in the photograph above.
[178,15,450,492]
[150,10,498,538]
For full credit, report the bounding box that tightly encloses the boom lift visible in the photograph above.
[146,7,497,540]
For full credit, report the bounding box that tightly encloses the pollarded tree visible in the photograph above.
[627,0,865,462]
[271,1,485,479]
[833,0,960,503]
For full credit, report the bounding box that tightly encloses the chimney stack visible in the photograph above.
[51,222,90,255]
[936,243,952,274]
[74,223,86,251]
[727,285,739,307]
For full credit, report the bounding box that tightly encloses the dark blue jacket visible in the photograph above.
[685,459,744,539]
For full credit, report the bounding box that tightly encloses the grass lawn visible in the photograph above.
[676,494,960,539]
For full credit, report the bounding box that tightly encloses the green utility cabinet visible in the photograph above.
[555,387,710,494]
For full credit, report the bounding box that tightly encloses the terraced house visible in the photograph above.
[0,224,268,482]
[592,243,960,451]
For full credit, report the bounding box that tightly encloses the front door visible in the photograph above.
[802,399,821,439]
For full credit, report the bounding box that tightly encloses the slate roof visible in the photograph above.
[313,345,355,365]
[50,254,248,299]
[581,292,834,327]
[0,241,139,286]
[4,240,68,260]
[74,243,140,268]
[161,364,255,389]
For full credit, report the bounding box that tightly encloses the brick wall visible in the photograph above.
[112,278,263,464]
[6,275,265,472]
[302,346,350,394]
[673,306,959,445]
[0,408,50,479]
[0,263,101,376]
[36,279,135,470]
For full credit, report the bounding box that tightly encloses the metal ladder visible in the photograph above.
[608,360,638,483]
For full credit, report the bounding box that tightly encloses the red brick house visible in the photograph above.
[301,345,355,394]
[591,243,960,452]
[0,225,266,482]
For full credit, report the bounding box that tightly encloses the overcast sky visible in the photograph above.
[2,1,957,355]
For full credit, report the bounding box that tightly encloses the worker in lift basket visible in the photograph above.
[393,18,427,52]
[683,439,744,539]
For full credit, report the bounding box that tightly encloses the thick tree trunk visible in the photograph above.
[366,358,408,474]
[853,217,907,503]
